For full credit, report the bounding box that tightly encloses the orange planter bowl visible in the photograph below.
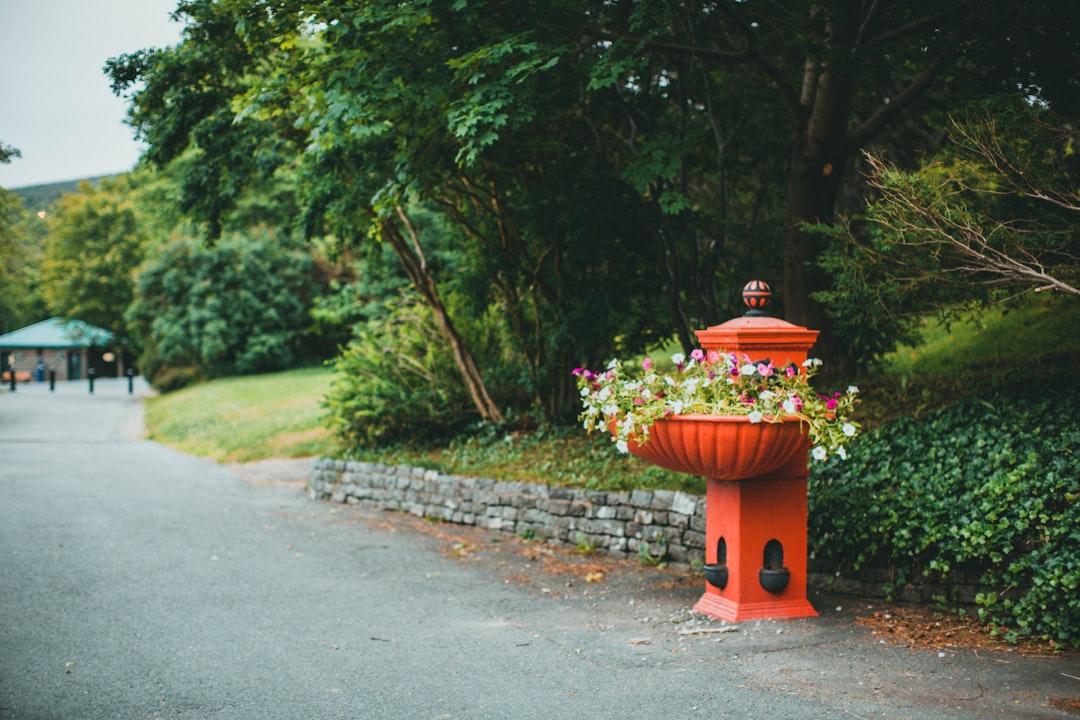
[624,415,811,480]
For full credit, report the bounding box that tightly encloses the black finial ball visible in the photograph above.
[742,280,771,314]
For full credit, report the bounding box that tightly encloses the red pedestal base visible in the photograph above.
[695,470,818,622]
[694,592,817,622]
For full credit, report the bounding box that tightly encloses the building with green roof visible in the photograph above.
[0,317,117,381]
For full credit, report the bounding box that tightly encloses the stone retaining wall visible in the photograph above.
[308,458,707,565]
[308,458,1002,606]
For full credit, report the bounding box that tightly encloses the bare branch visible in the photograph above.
[949,116,1080,213]
[862,151,1080,297]
[849,51,953,149]
[581,27,752,62]
[864,10,952,47]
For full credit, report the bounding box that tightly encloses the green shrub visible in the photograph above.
[128,232,316,379]
[322,295,480,447]
[809,383,1080,646]
[150,366,203,394]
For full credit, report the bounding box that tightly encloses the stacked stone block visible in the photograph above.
[308,458,707,566]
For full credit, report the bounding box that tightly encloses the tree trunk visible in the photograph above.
[781,27,858,375]
[380,211,505,424]
[782,145,849,374]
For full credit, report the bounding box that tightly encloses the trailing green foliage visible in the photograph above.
[128,232,316,385]
[809,383,1080,646]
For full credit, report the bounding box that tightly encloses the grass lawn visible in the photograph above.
[143,367,340,463]
[854,293,1080,427]
[881,293,1080,376]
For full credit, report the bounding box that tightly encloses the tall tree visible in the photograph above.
[111,0,1079,388]
[0,140,19,165]
[110,0,667,422]
[583,0,1080,370]
[128,232,316,379]
[0,189,41,333]
[40,176,147,349]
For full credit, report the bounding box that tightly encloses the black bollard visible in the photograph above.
[88,367,96,394]
[49,369,56,392]
[8,368,15,392]
[126,368,134,395]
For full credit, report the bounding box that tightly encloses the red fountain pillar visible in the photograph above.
[692,280,820,621]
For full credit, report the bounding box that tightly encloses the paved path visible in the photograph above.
[2,379,1078,719]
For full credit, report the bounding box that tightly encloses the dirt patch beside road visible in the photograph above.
[228,456,314,488]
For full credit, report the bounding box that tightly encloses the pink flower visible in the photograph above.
[634,398,645,406]
[785,365,797,378]
[707,350,722,363]
[690,349,705,362]
[826,398,838,410]
[642,358,652,371]
[757,362,773,377]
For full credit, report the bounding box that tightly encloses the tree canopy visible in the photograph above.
[108,0,1080,407]
[40,176,147,345]
[0,189,40,334]
[127,231,316,379]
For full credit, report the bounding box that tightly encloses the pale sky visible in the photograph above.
[0,0,184,189]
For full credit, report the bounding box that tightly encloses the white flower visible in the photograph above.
[837,446,848,460]
[802,358,823,367]
[670,401,684,415]
[782,399,797,414]
[616,440,629,453]
[740,363,757,376]
[759,390,776,401]
[607,358,618,369]
[641,389,652,400]
[842,423,857,437]
[598,387,611,401]
[812,446,828,461]
[748,410,763,424]
[671,352,686,366]
[684,377,699,393]
[847,385,859,395]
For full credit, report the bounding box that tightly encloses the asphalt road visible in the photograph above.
[2,378,1079,719]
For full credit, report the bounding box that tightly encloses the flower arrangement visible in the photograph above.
[573,349,860,462]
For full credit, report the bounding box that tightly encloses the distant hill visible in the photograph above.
[12,175,118,212]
